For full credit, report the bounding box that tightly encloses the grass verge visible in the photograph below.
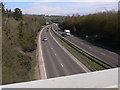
[51,30,106,71]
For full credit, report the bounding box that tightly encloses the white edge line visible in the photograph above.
[61,64,64,67]
[38,27,47,79]
[50,28,91,73]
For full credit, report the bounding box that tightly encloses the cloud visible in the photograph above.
[22,4,77,15]
[23,5,62,15]
[6,2,118,16]
[3,0,119,2]
[42,0,59,2]
[68,0,119,2]
[22,4,95,15]
[22,3,81,15]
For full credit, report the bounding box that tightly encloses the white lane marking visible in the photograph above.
[38,27,48,79]
[55,53,57,56]
[101,53,105,55]
[109,52,116,55]
[89,47,92,49]
[61,64,64,67]
[50,30,91,72]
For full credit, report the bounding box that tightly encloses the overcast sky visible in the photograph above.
[4,0,118,16]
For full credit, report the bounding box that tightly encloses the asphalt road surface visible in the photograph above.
[41,26,87,78]
[52,24,119,67]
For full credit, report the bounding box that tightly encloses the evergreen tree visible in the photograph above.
[13,8,23,21]
[0,2,5,13]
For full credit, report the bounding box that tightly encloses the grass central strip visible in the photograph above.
[51,30,106,71]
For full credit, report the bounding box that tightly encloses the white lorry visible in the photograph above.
[64,29,70,36]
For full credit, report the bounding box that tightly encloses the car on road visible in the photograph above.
[62,33,67,37]
[42,38,47,41]
[47,27,49,29]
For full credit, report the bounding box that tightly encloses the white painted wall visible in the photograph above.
[1,68,119,88]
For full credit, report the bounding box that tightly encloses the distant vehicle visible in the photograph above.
[42,38,47,41]
[64,29,70,36]
[47,27,49,29]
[55,23,58,26]
[46,22,49,25]
[62,33,67,37]
[63,29,70,36]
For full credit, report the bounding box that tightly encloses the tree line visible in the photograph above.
[59,12,119,51]
[1,2,46,84]
[1,2,23,21]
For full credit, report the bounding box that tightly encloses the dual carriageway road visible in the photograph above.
[38,24,119,79]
